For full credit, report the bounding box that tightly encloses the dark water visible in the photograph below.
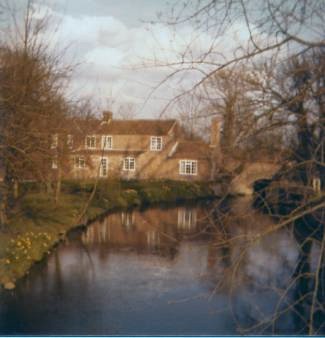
[0,197,323,335]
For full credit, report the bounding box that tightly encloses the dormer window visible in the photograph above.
[150,136,163,151]
[85,135,96,149]
[101,135,112,150]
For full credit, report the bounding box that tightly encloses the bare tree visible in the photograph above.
[147,1,325,334]
[116,102,138,120]
[0,0,73,224]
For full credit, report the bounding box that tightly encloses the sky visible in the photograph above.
[3,0,249,119]
[33,0,207,119]
[3,1,321,120]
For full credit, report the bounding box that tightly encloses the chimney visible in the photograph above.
[210,117,221,148]
[102,111,113,123]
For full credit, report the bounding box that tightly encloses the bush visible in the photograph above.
[60,178,213,210]
[62,180,95,194]
[121,189,141,207]
[21,194,58,220]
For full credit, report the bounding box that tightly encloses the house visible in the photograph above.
[53,111,221,181]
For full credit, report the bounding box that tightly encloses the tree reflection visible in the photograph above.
[208,196,325,335]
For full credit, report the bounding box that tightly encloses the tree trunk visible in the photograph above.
[0,196,8,227]
[46,179,53,194]
[13,179,19,199]
[55,166,62,204]
[210,145,220,180]
[0,176,9,227]
[222,101,236,155]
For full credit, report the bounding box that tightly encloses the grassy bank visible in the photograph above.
[0,179,214,289]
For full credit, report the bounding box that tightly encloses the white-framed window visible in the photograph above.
[179,160,198,175]
[101,135,112,150]
[99,157,108,177]
[51,134,58,149]
[85,135,96,149]
[150,136,163,151]
[52,157,58,169]
[75,156,86,168]
[123,157,135,171]
[67,134,73,149]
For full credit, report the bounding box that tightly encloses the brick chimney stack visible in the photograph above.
[102,111,113,123]
[210,117,221,148]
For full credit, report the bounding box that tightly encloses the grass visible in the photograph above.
[0,179,215,288]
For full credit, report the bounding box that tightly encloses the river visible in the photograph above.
[0,197,323,335]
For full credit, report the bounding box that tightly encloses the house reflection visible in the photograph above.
[146,230,160,249]
[121,211,135,230]
[177,207,197,232]
[81,206,206,257]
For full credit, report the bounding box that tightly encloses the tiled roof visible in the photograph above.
[171,141,211,159]
[99,119,176,135]
[65,118,177,136]
[72,149,145,155]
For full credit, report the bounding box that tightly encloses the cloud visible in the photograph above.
[28,1,253,118]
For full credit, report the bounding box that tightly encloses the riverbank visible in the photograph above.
[0,179,215,290]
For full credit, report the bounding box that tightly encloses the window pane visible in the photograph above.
[100,158,108,176]
[102,136,112,149]
[130,158,135,170]
[180,160,185,174]
[185,161,191,174]
[192,161,197,174]
[124,157,135,170]
[151,136,162,150]
[76,156,85,168]
[86,136,96,148]
[179,160,197,175]
[157,137,162,149]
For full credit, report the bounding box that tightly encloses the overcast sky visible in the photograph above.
[6,0,249,119]
[33,0,177,118]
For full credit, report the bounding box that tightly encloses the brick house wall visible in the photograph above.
[57,113,219,181]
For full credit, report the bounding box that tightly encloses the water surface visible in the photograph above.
[0,198,322,335]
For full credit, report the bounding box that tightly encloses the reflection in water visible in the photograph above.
[81,207,204,256]
[121,211,135,230]
[0,198,323,335]
[287,220,325,335]
[177,208,197,232]
[202,197,324,335]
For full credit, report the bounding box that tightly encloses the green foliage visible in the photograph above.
[125,179,214,205]
[21,194,58,220]
[62,179,213,208]
[19,181,40,195]
[62,179,96,194]
[121,189,141,207]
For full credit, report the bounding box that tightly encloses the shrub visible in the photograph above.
[21,194,58,220]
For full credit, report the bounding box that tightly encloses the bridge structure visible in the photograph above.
[229,161,281,195]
